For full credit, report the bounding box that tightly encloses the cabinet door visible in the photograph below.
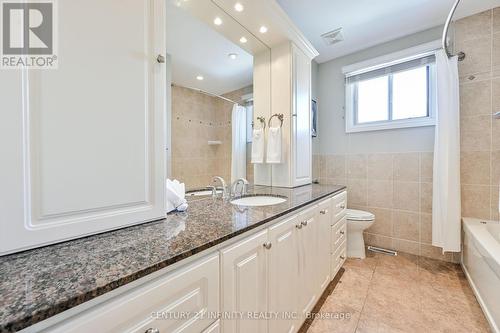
[297,207,319,321]
[317,199,332,292]
[0,0,166,254]
[268,216,300,333]
[221,230,269,333]
[291,44,312,187]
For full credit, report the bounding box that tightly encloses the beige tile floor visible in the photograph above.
[306,252,491,333]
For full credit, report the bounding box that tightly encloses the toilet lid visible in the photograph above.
[346,209,375,221]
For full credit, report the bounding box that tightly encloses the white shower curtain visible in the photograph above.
[432,50,461,253]
[231,104,247,183]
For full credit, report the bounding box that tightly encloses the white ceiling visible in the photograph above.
[277,0,500,63]
[166,2,254,95]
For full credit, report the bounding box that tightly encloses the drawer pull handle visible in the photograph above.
[301,220,308,226]
[320,209,328,214]
[296,224,303,229]
[340,231,345,235]
[340,255,345,260]
[263,242,272,250]
[145,329,160,333]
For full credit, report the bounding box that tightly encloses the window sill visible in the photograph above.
[345,117,435,133]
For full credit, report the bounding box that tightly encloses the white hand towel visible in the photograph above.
[266,126,282,164]
[251,128,265,164]
[166,179,188,213]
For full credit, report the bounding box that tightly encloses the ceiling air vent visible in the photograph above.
[321,28,344,46]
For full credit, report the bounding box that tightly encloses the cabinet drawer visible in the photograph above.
[331,191,347,225]
[45,254,220,333]
[331,216,346,253]
[331,240,347,279]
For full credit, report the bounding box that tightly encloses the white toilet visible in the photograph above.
[346,209,375,259]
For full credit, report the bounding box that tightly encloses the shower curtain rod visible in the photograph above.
[442,0,466,61]
[171,83,240,105]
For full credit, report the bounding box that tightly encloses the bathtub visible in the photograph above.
[462,218,500,333]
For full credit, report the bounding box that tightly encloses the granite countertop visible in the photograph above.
[0,184,345,332]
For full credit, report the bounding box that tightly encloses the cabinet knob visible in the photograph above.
[296,224,303,229]
[301,220,308,226]
[340,204,346,209]
[263,242,272,250]
[145,329,160,333]
[340,231,345,235]
[340,255,345,260]
[156,54,166,63]
[320,209,328,215]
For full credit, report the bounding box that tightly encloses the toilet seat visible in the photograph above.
[346,209,375,221]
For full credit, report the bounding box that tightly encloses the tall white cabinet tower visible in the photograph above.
[270,41,313,188]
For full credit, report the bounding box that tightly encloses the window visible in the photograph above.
[345,53,436,133]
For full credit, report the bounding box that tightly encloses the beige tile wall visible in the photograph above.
[314,152,458,262]
[456,8,500,222]
[171,85,252,189]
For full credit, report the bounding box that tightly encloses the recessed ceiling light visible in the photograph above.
[213,17,222,26]
[239,36,247,43]
[196,75,204,81]
[259,26,268,34]
[234,3,244,12]
[228,53,238,60]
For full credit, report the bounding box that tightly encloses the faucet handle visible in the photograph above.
[232,178,249,197]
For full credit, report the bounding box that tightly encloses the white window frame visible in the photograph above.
[343,41,439,133]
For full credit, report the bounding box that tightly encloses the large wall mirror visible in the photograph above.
[166,0,271,191]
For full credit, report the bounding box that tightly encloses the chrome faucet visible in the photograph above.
[232,178,249,197]
[212,176,228,199]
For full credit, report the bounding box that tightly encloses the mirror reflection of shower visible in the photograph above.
[170,84,254,189]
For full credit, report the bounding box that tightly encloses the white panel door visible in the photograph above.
[268,216,300,333]
[221,230,269,333]
[317,199,332,292]
[0,0,166,254]
[297,207,319,320]
[291,44,311,187]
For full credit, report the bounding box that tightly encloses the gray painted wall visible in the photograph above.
[315,26,443,155]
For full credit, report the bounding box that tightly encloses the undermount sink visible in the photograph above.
[230,195,287,207]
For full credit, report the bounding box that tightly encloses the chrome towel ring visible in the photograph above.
[268,113,284,128]
[252,116,266,130]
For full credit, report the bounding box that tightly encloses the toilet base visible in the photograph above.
[347,231,366,259]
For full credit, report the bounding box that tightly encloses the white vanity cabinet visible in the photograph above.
[296,206,320,318]
[0,0,167,255]
[220,230,269,333]
[43,254,220,333]
[221,194,343,333]
[268,215,300,333]
[35,192,346,333]
[317,198,333,290]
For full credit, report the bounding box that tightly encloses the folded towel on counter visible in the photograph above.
[166,179,188,213]
[266,126,282,164]
[251,128,265,164]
